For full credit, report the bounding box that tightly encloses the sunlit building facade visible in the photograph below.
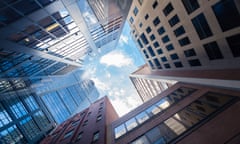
[41,96,118,144]
[130,64,176,102]
[127,0,240,89]
[109,82,240,144]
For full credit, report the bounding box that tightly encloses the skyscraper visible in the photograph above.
[127,0,240,89]
[130,64,176,102]
[40,96,118,144]
[109,82,240,144]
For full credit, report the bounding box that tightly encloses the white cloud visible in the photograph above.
[92,77,109,92]
[100,50,133,67]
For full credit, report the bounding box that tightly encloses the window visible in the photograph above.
[76,132,83,141]
[115,124,126,139]
[157,49,163,55]
[182,0,200,14]
[133,7,139,16]
[146,27,152,34]
[145,14,149,20]
[96,115,102,122]
[143,50,149,59]
[140,33,149,45]
[166,44,174,51]
[153,41,160,48]
[170,53,179,60]
[153,58,161,69]
[174,61,183,68]
[147,46,155,57]
[226,34,240,57]
[164,63,171,68]
[146,105,161,116]
[83,120,88,126]
[0,103,12,127]
[125,118,138,131]
[157,27,165,35]
[138,0,143,5]
[93,131,100,142]
[136,111,149,124]
[24,96,38,111]
[203,41,223,60]
[178,37,191,46]
[139,22,143,27]
[188,59,201,66]
[153,17,160,26]
[64,130,74,139]
[137,39,143,48]
[184,48,196,57]
[162,35,170,43]
[152,1,158,9]
[212,0,240,31]
[129,17,134,24]
[150,34,156,41]
[192,13,213,40]
[163,3,174,16]
[161,57,167,62]
[20,117,40,139]
[148,60,155,69]
[169,15,180,27]
[174,26,185,37]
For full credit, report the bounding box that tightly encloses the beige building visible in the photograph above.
[127,0,240,89]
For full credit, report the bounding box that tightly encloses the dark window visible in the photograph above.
[129,17,134,24]
[203,41,223,60]
[170,53,179,60]
[157,27,165,35]
[139,22,143,27]
[162,35,170,43]
[182,0,200,14]
[184,48,196,57]
[226,34,240,57]
[153,41,160,48]
[148,60,155,69]
[192,13,213,40]
[96,115,102,122]
[212,0,240,31]
[93,131,100,142]
[153,17,160,26]
[163,3,174,16]
[13,1,40,15]
[174,61,183,68]
[145,14,149,20]
[143,50,149,59]
[174,26,186,37]
[152,1,158,9]
[157,49,163,55]
[169,15,180,27]
[147,46,155,57]
[133,7,139,16]
[140,33,149,45]
[76,132,83,141]
[153,58,161,69]
[150,34,156,41]
[179,37,191,46]
[164,63,171,68]
[166,44,174,51]
[146,27,152,33]
[188,59,201,66]
[138,0,143,5]
[161,57,167,62]
[137,39,143,48]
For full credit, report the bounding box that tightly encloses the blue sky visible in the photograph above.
[83,22,145,116]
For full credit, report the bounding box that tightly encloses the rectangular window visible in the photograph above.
[157,27,165,35]
[152,1,158,9]
[138,0,143,5]
[129,17,134,24]
[174,26,185,37]
[182,0,200,14]
[145,14,149,20]
[125,118,138,131]
[188,59,201,66]
[184,48,196,57]
[140,33,149,45]
[153,17,160,26]
[147,46,155,57]
[93,131,100,142]
[163,3,174,16]
[146,26,152,34]
[96,115,102,122]
[226,34,240,57]
[114,124,126,139]
[150,34,156,41]
[203,41,223,60]
[137,39,143,48]
[148,60,155,69]
[174,61,183,68]
[212,0,240,31]
[143,50,149,59]
[136,111,149,124]
[161,57,167,62]
[133,7,139,16]
[170,53,179,60]
[153,58,161,69]
[164,63,171,68]
[166,44,174,51]
[192,13,213,40]
[178,37,191,46]
[157,49,163,55]
[162,35,170,43]
[64,130,74,139]
[139,22,143,27]
[168,15,180,27]
[76,132,83,141]
[153,41,160,48]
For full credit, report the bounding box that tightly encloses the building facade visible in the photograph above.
[130,64,176,102]
[41,96,119,144]
[127,0,240,89]
[109,82,240,144]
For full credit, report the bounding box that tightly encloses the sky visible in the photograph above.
[82,22,145,116]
